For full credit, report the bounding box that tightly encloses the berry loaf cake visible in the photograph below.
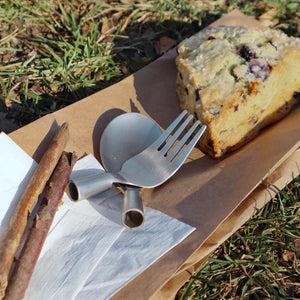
[175,26,300,158]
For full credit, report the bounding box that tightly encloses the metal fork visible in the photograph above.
[68,110,206,201]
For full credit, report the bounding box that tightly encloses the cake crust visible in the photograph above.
[175,26,300,158]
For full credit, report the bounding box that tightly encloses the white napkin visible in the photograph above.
[0,132,37,238]
[0,132,195,299]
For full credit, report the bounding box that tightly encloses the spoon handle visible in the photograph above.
[122,188,144,229]
[67,172,115,201]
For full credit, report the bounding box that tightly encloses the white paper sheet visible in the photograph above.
[0,132,37,238]
[0,133,195,299]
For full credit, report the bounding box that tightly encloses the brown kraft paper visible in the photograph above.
[8,10,300,300]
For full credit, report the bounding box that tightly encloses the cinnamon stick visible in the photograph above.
[4,152,77,300]
[0,123,69,299]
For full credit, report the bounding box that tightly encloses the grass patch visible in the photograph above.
[0,0,124,123]
[176,176,300,299]
[2,0,298,125]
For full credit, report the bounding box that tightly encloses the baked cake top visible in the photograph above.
[176,26,300,116]
[176,26,300,82]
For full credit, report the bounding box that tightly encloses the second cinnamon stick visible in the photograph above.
[0,123,69,299]
[4,152,77,300]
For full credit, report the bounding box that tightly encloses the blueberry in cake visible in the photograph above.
[175,26,300,158]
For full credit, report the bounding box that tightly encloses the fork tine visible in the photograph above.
[172,124,206,166]
[167,120,200,161]
[168,123,206,162]
[160,114,193,155]
[152,110,187,149]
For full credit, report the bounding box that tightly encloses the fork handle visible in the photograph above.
[67,172,115,201]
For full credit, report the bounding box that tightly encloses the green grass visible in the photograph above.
[2,0,298,125]
[0,0,299,298]
[176,177,300,299]
[0,0,125,123]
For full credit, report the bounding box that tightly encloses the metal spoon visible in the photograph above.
[91,113,162,228]
[102,113,161,228]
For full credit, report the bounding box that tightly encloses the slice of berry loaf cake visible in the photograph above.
[175,26,300,158]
